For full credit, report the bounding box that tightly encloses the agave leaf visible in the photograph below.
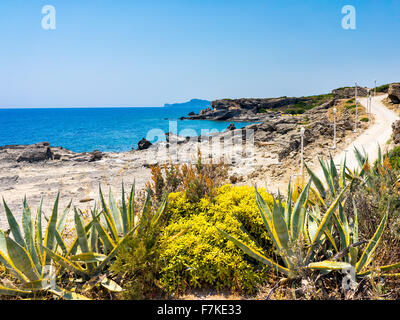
[284,178,292,228]
[108,188,124,235]
[332,210,349,260]
[217,228,290,276]
[2,199,25,247]
[65,215,100,257]
[100,277,124,292]
[255,187,273,224]
[0,231,30,282]
[127,181,135,230]
[272,198,289,250]
[307,186,348,260]
[307,210,319,243]
[121,183,129,235]
[91,215,115,253]
[99,185,119,241]
[22,199,38,265]
[374,261,400,274]
[354,147,366,169]
[42,193,59,265]
[49,286,90,300]
[290,180,311,240]
[34,199,44,264]
[352,199,359,244]
[319,158,336,197]
[151,196,168,226]
[0,230,9,259]
[305,163,326,199]
[255,187,282,251]
[74,209,95,272]
[355,213,388,273]
[56,200,72,232]
[22,278,55,291]
[70,252,107,263]
[140,190,152,225]
[0,285,31,296]
[349,246,358,267]
[90,225,99,253]
[94,225,138,274]
[74,209,90,253]
[5,236,40,281]
[54,229,68,256]
[338,157,347,189]
[329,154,339,191]
[307,261,352,271]
[323,227,339,253]
[42,246,88,278]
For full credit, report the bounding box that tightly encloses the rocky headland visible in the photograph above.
[180,86,370,122]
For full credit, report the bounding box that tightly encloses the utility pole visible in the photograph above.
[354,82,358,133]
[369,91,372,123]
[300,126,305,176]
[374,80,377,97]
[333,108,337,149]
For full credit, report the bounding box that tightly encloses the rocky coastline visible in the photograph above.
[0,85,377,226]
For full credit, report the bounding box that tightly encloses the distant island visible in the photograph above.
[163,98,211,109]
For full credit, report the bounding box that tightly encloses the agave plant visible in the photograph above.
[218,179,349,278]
[43,183,168,291]
[0,195,87,299]
[282,148,400,283]
[98,183,166,241]
[307,200,400,281]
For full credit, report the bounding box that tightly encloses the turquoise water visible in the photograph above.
[0,107,253,152]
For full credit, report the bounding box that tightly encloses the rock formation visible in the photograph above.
[138,138,153,150]
[16,142,54,162]
[388,83,400,104]
[392,120,400,144]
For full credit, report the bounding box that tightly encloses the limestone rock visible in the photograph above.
[388,83,400,104]
[392,120,400,144]
[17,142,54,162]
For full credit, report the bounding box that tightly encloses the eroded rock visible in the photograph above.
[388,83,400,104]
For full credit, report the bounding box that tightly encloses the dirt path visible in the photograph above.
[313,94,398,177]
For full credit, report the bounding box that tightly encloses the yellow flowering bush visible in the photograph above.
[160,185,276,293]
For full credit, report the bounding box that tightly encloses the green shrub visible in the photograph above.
[388,146,400,170]
[286,108,305,115]
[159,185,276,293]
[110,199,171,300]
[375,84,389,93]
[360,117,369,122]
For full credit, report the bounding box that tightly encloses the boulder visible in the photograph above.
[226,123,236,131]
[392,120,400,144]
[90,150,103,162]
[138,138,152,150]
[17,142,54,162]
[388,83,400,104]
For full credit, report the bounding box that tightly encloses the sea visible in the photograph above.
[0,106,254,153]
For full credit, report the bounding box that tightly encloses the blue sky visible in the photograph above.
[0,0,399,107]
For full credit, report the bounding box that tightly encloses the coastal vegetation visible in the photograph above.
[1,146,400,300]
